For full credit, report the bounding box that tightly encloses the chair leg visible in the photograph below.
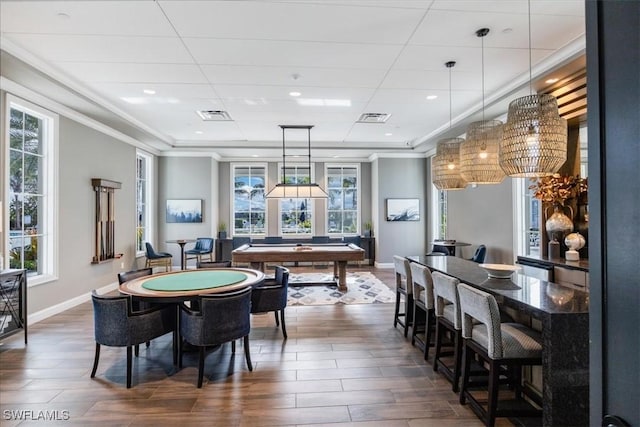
[453,330,463,393]
[134,344,139,357]
[393,290,401,328]
[244,335,253,371]
[178,338,184,369]
[424,309,434,361]
[231,340,236,353]
[126,346,133,389]
[90,343,101,378]
[274,311,280,327]
[404,295,413,338]
[487,360,500,427]
[280,310,287,339]
[459,344,472,405]
[433,322,442,372]
[197,346,205,388]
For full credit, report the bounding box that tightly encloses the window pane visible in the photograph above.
[9,109,24,150]
[10,150,23,193]
[23,153,42,194]
[24,114,43,154]
[326,166,359,234]
[327,168,342,188]
[23,195,40,232]
[9,194,23,232]
[328,189,342,210]
[343,211,357,233]
[344,189,357,210]
[328,211,342,233]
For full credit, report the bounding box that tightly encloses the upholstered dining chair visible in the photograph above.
[179,286,253,388]
[184,237,214,267]
[144,242,172,272]
[469,245,487,263]
[250,266,290,339]
[392,255,413,338]
[457,283,543,426]
[432,271,463,392]
[117,267,154,355]
[409,262,436,360]
[90,290,176,388]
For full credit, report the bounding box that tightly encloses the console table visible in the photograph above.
[0,269,27,343]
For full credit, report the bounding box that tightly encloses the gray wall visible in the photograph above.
[157,156,215,265]
[374,157,428,264]
[446,179,514,263]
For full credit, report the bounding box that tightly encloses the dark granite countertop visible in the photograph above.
[408,255,589,318]
[517,254,589,272]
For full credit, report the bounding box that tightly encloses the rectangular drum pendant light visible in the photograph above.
[460,28,506,184]
[499,0,567,177]
[432,61,467,191]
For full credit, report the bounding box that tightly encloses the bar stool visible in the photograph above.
[392,256,413,338]
[409,262,435,359]
[431,271,463,392]
[457,283,543,427]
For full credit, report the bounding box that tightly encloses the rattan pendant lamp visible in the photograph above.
[265,125,328,199]
[432,61,467,191]
[460,28,505,184]
[499,0,567,177]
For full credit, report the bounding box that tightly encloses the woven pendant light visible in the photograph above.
[433,138,467,190]
[432,61,467,191]
[499,0,567,177]
[460,28,506,184]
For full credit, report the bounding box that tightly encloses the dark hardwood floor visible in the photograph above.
[0,266,517,426]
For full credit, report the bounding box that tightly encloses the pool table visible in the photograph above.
[232,243,365,291]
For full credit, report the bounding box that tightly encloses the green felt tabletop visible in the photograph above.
[142,271,248,292]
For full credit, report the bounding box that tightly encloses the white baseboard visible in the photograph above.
[375,262,394,269]
[28,281,119,325]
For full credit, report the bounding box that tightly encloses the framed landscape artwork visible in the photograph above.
[166,199,203,223]
[386,198,420,221]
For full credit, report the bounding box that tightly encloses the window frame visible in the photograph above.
[135,150,153,257]
[231,163,267,237]
[277,162,315,237]
[4,94,59,287]
[325,163,360,236]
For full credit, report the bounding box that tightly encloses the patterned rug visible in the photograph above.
[287,271,396,306]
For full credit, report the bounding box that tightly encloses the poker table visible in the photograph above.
[231,243,365,291]
[119,268,265,302]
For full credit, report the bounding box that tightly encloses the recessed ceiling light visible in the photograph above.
[546,78,559,84]
[333,155,340,158]
[251,154,259,158]
[502,28,513,34]
[426,95,438,100]
[289,91,301,97]
[143,89,156,95]
[195,131,203,135]
[385,132,393,136]
[57,12,70,19]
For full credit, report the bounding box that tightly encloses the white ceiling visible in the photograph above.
[0,0,585,160]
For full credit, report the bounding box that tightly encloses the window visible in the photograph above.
[233,165,266,235]
[279,165,313,235]
[6,96,57,284]
[437,190,448,239]
[326,165,358,234]
[136,151,153,255]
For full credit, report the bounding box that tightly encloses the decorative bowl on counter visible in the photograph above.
[478,263,522,279]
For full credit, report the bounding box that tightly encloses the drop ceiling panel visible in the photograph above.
[430,0,583,17]
[0,1,175,36]
[4,34,192,64]
[214,85,375,104]
[91,83,219,100]
[160,0,423,44]
[200,65,386,89]
[184,38,403,69]
[55,62,208,84]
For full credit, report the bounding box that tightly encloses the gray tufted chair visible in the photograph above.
[90,290,176,388]
[432,271,463,392]
[179,286,253,387]
[392,256,413,338]
[250,266,290,339]
[409,262,436,360]
[185,237,215,267]
[457,283,543,427]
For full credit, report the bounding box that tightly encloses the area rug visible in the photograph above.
[286,271,395,306]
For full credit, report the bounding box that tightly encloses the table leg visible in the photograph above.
[337,261,347,292]
[179,243,186,270]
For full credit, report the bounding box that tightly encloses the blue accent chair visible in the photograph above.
[251,266,290,339]
[144,242,172,272]
[185,237,214,266]
[470,245,487,263]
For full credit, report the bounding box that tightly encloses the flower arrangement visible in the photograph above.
[529,174,588,206]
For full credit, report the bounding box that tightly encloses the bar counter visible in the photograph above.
[408,255,589,427]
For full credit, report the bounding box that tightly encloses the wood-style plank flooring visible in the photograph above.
[0,266,519,426]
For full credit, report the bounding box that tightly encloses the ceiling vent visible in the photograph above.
[356,113,391,123]
[196,110,233,121]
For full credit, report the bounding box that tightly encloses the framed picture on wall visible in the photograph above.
[166,199,203,223]
[386,198,420,221]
